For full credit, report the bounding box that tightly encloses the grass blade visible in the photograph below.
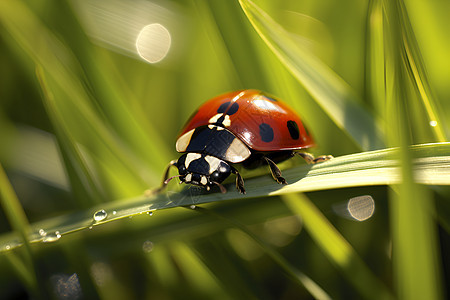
[0,165,40,297]
[283,193,394,300]
[398,0,447,142]
[0,142,449,252]
[381,1,445,298]
[0,0,167,200]
[239,0,384,151]
[191,206,332,299]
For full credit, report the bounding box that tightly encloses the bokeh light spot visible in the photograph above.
[347,195,375,221]
[136,23,171,63]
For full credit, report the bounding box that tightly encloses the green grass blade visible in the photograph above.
[192,206,332,299]
[0,165,39,297]
[283,193,394,300]
[383,1,444,298]
[239,0,384,151]
[366,0,386,123]
[0,166,31,247]
[0,0,166,200]
[398,0,447,142]
[169,241,230,298]
[0,143,449,252]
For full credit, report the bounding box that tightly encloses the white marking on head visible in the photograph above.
[204,155,222,174]
[225,138,251,163]
[200,176,208,185]
[185,174,192,182]
[185,153,202,168]
[176,129,195,152]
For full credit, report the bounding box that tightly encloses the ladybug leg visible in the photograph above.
[211,181,227,194]
[155,160,178,192]
[230,167,246,194]
[296,152,333,164]
[264,157,287,185]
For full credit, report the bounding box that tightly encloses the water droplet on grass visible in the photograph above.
[93,209,107,222]
[43,231,61,243]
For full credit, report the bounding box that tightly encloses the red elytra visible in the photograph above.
[178,90,315,152]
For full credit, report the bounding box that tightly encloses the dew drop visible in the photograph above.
[93,209,107,222]
[43,231,61,243]
[39,229,47,237]
[147,211,153,216]
[429,120,438,127]
[5,244,11,250]
[112,211,117,215]
[190,205,196,210]
[88,226,93,230]
[142,240,154,253]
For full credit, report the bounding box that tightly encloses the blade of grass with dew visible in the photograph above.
[397,0,447,142]
[239,0,384,151]
[0,142,449,253]
[384,1,443,298]
[283,193,394,300]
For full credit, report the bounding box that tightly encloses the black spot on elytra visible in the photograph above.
[217,102,229,113]
[228,102,239,115]
[259,123,274,143]
[287,120,300,140]
[217,101,239,115]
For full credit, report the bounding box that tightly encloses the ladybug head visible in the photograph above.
[176,153,232,192]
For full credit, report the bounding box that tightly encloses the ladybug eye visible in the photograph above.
[211,171,220,181]
[178,164,186,174]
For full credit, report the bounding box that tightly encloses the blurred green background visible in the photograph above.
[0,0,449,299]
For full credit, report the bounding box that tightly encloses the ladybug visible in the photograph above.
[159,90,332,194]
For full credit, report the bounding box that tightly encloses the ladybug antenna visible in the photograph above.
[164,174,183,185]
[211,181,227,194]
